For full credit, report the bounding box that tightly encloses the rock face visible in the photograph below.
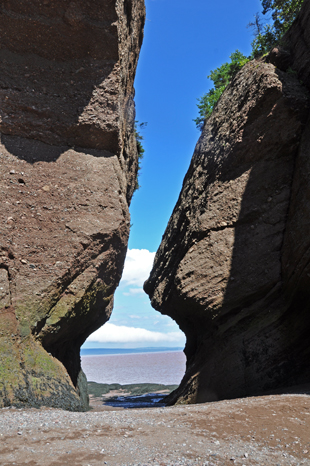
[0,0,145,410]
[145,2,310,405]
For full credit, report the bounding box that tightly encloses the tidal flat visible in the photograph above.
[87,381,178,409]
[1,391,310,465]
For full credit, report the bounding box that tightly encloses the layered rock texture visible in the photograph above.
[145,1,310,404]
[0,0,145,410]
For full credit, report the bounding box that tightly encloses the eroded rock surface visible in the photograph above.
[145,2,310,405]
[0,0,145,410]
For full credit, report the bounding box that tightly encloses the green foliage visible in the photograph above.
[194,51,250,130]
[208,50,250,88]
[194,0,303,130]
[262,0,303,33]
[134,121,147,191]
[251,0,303,57]
[250,23,278,57]
[87,381,178,398]
[194,87,226,130]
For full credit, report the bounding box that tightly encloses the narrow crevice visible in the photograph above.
[279,145,306,285]
[0,263,12,307]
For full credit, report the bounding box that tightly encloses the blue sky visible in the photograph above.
[83,0,263,349]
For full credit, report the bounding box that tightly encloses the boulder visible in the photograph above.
[145,10,310,403]
[0,0,145,410]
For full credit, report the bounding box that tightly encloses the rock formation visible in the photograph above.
[145,1,310,404]
[0,0,145,410]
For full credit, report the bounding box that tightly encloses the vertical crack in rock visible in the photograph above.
[0,266,11,309]
[145,1,310,405]
[0,0,145,410]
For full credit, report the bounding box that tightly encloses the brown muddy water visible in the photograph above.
[81,350,186,385]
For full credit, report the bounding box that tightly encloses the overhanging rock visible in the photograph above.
[145,1,310,404]
[0,0,145,410]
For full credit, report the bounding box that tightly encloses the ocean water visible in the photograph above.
[81,349,186,386]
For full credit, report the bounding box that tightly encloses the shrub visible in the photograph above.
[194,0,304,131]
[134,121,147,191]
[193,51,250,130]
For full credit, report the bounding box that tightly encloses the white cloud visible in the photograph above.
[87,323,185,344]
[123,287,146,296]
[121,249,156,288]
[84,249,185,347]
[130,288,145,294]
[165,321,177,327]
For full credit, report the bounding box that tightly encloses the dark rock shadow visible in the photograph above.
[0,50,119,161]
[0,133,116,164]
[0,1,136,162]
[161,66,310,405]
[0,134,65,163]
[194,84,310,403]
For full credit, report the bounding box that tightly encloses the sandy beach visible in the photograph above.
[1,388,310,466]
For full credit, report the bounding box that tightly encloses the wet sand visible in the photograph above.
[1,385,310,465]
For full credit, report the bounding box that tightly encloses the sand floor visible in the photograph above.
[0,387,310,465]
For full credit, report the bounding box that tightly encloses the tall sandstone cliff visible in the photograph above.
[0,0,145,410]
[145,1,310,404]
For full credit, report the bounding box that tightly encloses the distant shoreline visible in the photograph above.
[81,347,184,356]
